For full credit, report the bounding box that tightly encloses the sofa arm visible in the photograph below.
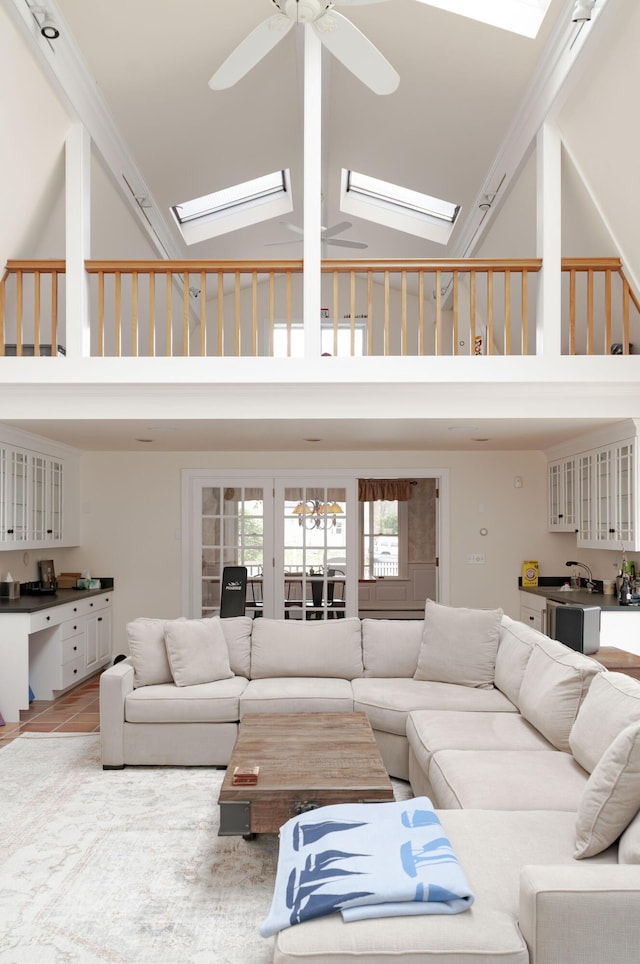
[520,864,640,964]
[100,658,134,769]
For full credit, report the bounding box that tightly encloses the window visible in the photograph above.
[341,169,459,245]
[272,318,367,357]
[170,170,293,245]
[361,499,408,578]
[414,1,553,39]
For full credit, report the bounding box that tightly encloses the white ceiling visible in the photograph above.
[55,0,568,261]
[1,417,618,453]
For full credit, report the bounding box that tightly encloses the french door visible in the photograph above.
[183,471,357,619]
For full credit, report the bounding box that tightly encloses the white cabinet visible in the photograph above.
[578,439,635,550]
[547,421,640,551]
[548,457,577,532]
[29,592,113,701]
[0,428,79,548]
[519,591,546,633]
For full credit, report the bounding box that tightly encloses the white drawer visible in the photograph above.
[61,653,85,689]
[29,602,74,633]
[62,617,84,640]
[69,594,112,618]
[62,634,83,663]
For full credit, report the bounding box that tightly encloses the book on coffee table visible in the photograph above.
[232,765,260,786]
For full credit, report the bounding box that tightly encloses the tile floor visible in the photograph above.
[0,674,100,748]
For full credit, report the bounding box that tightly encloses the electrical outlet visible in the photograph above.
[466,553,486,564]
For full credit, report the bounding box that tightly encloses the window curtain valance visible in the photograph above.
[358,478,414,502]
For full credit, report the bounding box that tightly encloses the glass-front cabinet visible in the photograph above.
[0,445,66,547]
[548,457,577,532]
[578,439,636,550]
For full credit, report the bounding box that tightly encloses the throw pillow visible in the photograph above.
[413,600,503,689]
[126,618,173,687]
[570,671,640,774]
[164,617,234,687]
[517,639,601,752]
[574,721,640,858]
[618,807,640,864]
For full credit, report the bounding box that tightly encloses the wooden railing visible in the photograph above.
[1,257,638,358]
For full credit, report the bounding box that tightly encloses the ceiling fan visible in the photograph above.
[208,0,399,95]
[265,220,368,249]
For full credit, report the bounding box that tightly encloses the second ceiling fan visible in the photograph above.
[265,220,368,249]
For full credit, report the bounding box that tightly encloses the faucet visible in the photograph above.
[565,560,595,592]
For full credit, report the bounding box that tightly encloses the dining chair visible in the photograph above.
[219,566,247,618]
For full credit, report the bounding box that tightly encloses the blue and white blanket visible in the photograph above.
[260,796,474,937]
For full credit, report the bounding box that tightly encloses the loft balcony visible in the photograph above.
[2,257,638,361]
[1,256,640,432]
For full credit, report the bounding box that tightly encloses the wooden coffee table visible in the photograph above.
[218,711,394,837]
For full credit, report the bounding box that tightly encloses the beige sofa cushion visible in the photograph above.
[240,677,354,716]
[618,807,640,864]
[352,677,516,737]
[570,671,640,773]
[250,617,363,680]
[362,618,423,677]
[494,615,540,705]
[407,709,553,775]
[219,615,253,678]
[273,810,616,964]
[125,675,247,723]
[517,639,602,751]
[414,600,503,688]
[126,617,174,687]
[164,617,233,686]
[575,721,640,858]
[429,749,589,811]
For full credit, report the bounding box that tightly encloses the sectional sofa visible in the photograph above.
[99,602,640,964]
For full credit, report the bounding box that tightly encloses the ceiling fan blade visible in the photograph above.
[208,14,293,90]
[321,220,352,239]
[280,221,305,236]
[326,238,368,249]
[335,0,391,6]
[264,238,302,246]
[313,11,399,95]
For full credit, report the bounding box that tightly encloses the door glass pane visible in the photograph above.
[283,486,346,620]
[200,486,265,617]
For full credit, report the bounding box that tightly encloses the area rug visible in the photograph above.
[0,735,412,963]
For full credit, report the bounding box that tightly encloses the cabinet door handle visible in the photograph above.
[73,645,78,652]
[7,529,13,534]
[73,607,77,612]
[528,615,534,621]
[46,615,50,621]
[98,617,103,622]
[47,529,53,534]
[73,668,78,675]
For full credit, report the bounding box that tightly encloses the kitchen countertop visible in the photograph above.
[520,583,636,612]
[0,586,112,615]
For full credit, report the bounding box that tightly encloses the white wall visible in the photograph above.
[0,445,629,654]
[5,446,572,651]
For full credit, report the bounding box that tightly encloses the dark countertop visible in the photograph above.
[0,586,113,615]
[520,580,636,612]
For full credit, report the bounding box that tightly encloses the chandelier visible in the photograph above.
[293,499,343,529]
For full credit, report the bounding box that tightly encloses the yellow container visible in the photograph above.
[522,560,539,588]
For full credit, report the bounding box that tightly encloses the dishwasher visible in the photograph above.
[546,598,600,655]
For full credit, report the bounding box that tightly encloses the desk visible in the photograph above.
[595,646,640,681]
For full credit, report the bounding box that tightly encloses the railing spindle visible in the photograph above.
[569,269,576,355]
[350,271,356,357]
[504,270,511,356]
[132,271,139,357]
[0,273,5,355]
[33,270,41,356]
[522,270,529,356]
[217,272,224,357]
[418,271,425,355]
[269,272,275,357]
[623,280,630,353]
[165,271,172,358]
[200,270,207,357]
[286,270,292,357]
[148,273,155,357]
[182,271,190,357]
[470,271,476,355]
[16,271,23,356]
[98,272,105,357]
[605,269,612,354]
[252,271,258,357]
[435,269,442,355]
[587,267,594,355]
[333,271,339,356]
[487,270,494,356]
[234,271,241,356]
[367,272,373,357]
[384,272,390,356]
[51,271,57,352]
[401,270,407,356]
[452,271,459,357]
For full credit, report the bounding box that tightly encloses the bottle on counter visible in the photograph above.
[620,572,631,606]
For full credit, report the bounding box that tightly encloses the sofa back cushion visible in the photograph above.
[414,600,503,689]
[219,615,253,678]
[126,617,174,687]
[618,807,640,864]
[570,671,640,774]
[575,721,640,858]
[250,617,364,680]
[518,638,602,751]
[362,618,423,677]
[494,615,540,705]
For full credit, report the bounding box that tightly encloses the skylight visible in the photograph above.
[341,170,460,245]
[171,170,293,245]
[415,0,553,39]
